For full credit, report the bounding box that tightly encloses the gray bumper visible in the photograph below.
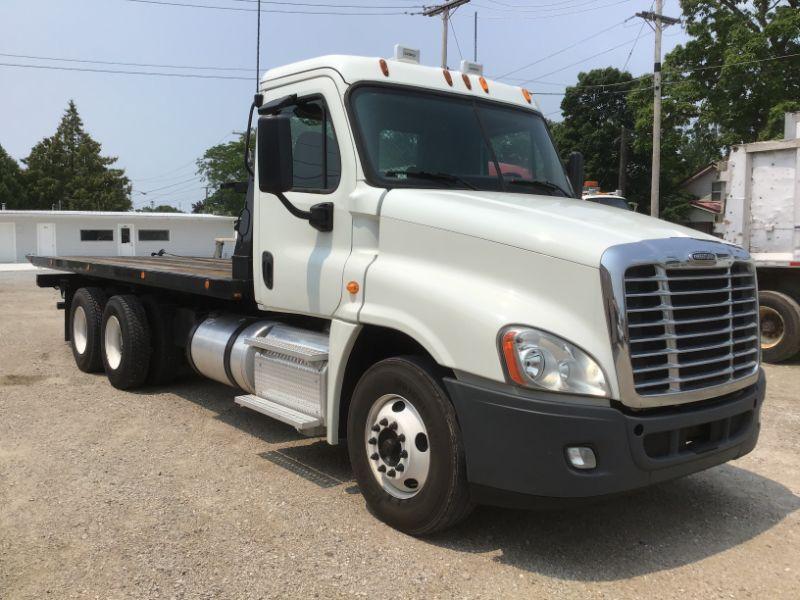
[445,369,765,508]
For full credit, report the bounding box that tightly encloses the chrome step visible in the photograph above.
[235,394,323,432]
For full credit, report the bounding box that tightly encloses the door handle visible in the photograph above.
[262,251,274,289]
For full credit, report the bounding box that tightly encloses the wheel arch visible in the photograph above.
[332,323,453,444]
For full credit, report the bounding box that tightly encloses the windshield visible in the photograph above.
[349,85,572,196]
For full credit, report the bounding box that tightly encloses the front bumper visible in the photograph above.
[444,369,765,508]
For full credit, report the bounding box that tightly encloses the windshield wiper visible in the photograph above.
[384,169,477,190]
[507,178,571,197]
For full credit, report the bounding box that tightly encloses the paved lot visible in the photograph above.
[1,270,799,599]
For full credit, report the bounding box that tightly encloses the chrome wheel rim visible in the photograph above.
[760,306,785,350]
[73,306,88,355]
[364,394,430,499]
[104,315,123,370]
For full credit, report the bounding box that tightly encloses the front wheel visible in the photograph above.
[347,356,473,535]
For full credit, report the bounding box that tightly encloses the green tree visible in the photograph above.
[666,0,800,146]
[0,144,27,209]
[137,203,183,213]
[551,68,651,209]
[23,101,131,210]
[194,133,249,216]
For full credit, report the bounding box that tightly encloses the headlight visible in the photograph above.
[499,327,609,397]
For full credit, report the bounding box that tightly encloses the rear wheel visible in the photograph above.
[101,295,152,389]
[759,290,800,363]
[70,287,106,372]
[347,356,473,535]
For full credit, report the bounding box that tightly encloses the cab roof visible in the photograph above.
[260,54,541,112]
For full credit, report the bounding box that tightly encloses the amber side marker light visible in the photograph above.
[522,88,532,104]
[479,76,489,93]
[443,69,453,86]
[140,271,146,280]
[462,73,472,90]
[346,281,360,294]
[501,330,525,385]
[379,59,389,77]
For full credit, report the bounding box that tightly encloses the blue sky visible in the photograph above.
[0,0,687,210]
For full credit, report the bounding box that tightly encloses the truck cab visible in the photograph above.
[36,50,766,535]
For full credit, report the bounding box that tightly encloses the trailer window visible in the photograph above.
[80,230,113,241]
[138,229,170,242]
[278,98,341,192]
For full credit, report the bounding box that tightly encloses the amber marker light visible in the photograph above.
[501,330,525,385]
[140,271,146,280]
[522,88,532,104]
[443,69,453,86]
[379,59,389,77]
[462,73,472,90]
[346,281,360,294]
[479,76,489,93]
[204,280,210,290]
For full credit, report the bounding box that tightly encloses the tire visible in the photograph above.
[759,290,800,363]
[141,295,184,386]
[69,287,107,373]
[347,356,473,535]
[101,295,152,390]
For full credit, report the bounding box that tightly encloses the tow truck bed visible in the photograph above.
[28,255,250,301]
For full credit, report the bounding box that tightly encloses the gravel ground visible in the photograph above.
[1,270,799,599]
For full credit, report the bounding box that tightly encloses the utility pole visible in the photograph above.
[473,11,478,61]
[423,0,471,68]
[637,1,679,217]
[618,125,628,197]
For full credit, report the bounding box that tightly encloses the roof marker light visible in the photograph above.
[479,76,489,93]
[522,88,532,103]
[462,73,472,90]
[443,69,453,86]
[379,59,389,77]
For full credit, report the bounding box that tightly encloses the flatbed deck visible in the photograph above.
[28,255,251,301]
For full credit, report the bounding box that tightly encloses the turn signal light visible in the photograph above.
[346,281,360,294]
[501,330,525,385]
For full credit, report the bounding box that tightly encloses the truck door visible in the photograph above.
[254,78,354,317]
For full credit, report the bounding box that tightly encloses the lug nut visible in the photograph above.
[370,453,379,461]
[398,434,406,442]
[396,464,404,472]
[387,469,396,478]
[377,464,386,473]
[379,418,388,426]
[400,450,408,459]
[389,421,398,430]
[372,424,380,432]
[368,437,377,445]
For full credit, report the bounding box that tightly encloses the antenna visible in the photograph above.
[255,0,261,91]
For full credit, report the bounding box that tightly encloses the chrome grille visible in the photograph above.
[624,261,759,396]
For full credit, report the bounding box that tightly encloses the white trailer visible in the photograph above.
[717,117,800,362]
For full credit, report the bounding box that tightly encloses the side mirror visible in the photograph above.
[257,115,293,194]
[566,152,584,199]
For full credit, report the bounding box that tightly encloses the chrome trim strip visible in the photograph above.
[600,238,761,409]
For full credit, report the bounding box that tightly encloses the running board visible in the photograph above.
[235,394,324,433]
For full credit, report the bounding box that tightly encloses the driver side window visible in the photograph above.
[279,98,342,192]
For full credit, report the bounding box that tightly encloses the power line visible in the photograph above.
[456,0,630,19]
[121,0,421,14]
[0,51,251,72]
[135,176,203,194]
[0,61,253,80]
[622,19,647,71]
[494,18,629,79]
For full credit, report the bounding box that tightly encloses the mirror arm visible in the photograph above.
[275,192,311,220]
[274,193,334,233]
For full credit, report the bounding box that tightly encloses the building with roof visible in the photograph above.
[0,210,235,263]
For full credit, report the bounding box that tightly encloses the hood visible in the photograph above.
[380,188,720,267]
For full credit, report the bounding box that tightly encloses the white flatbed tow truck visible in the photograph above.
[30,48,765,535]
